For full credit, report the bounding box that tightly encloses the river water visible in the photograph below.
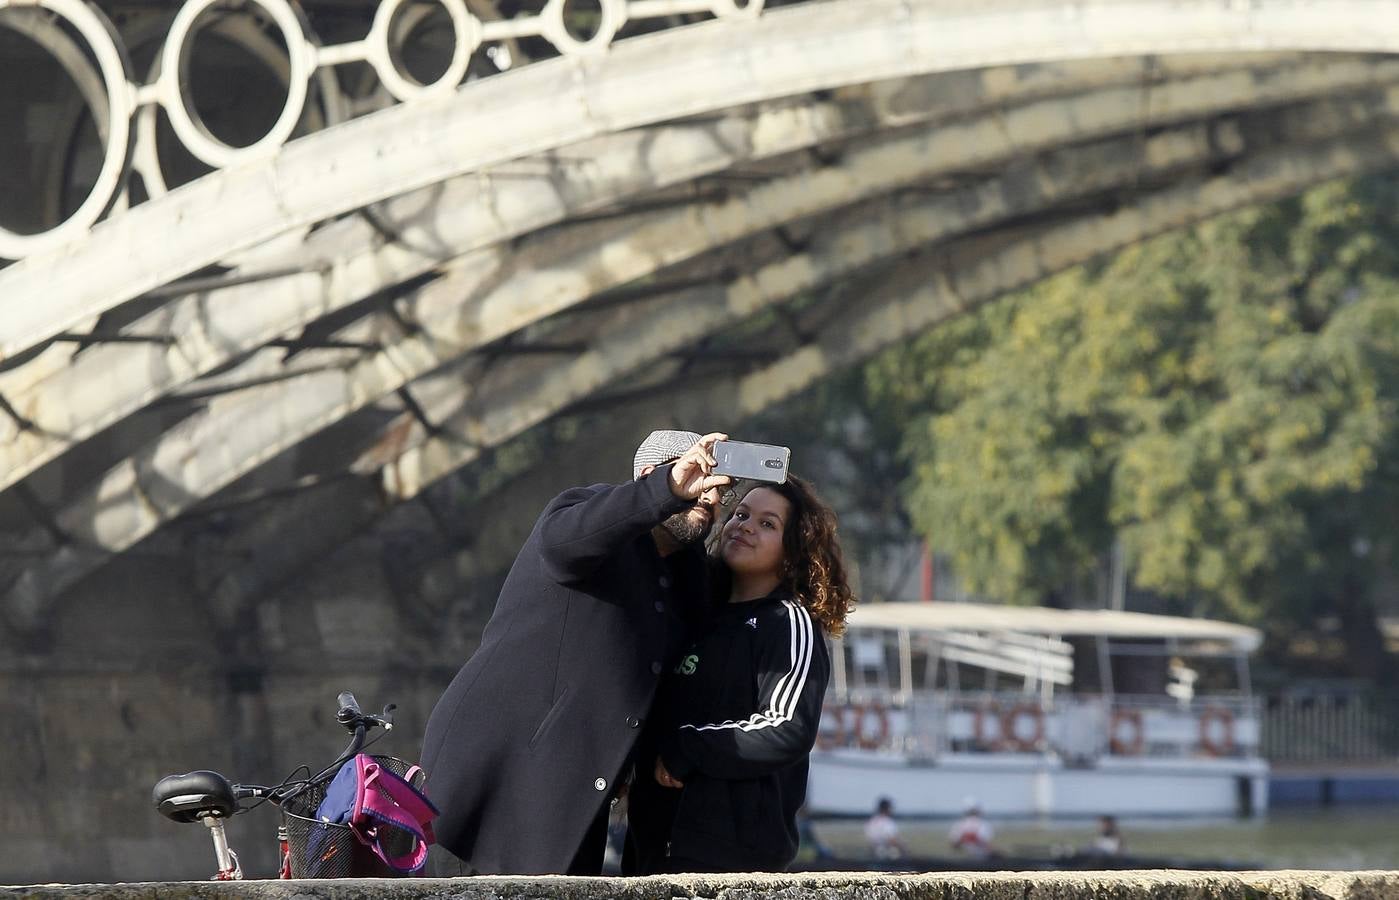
[810,805,1399,869]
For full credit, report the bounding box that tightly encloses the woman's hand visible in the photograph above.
[654,757,684,789]
[668,432,730,500]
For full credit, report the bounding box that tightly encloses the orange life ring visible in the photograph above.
[1198,705,1236,757]
[1108,708,1145,755]
[816,703,847,750]
[852,702,890,750]
[972,703,1003,750]
[1000,703,1045,751]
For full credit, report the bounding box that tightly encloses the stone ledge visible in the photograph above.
[5,871,1399,900]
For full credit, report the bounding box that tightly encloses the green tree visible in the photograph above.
[746,368,920,601]
[887,174,1399,679]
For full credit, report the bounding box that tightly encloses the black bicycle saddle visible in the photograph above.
[152,770,238,823]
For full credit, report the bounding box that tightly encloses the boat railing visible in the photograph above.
[818,691,1262,761]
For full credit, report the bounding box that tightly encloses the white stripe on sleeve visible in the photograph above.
[682,600,814,734]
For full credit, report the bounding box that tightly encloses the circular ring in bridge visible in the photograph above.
[369,0,479,101]
[541,0,627,57]
[158,0,315,168]
[0,0,134,260]
[134,10,347,201]
[709,0,766,20]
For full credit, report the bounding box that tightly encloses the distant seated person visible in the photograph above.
[1090,815,1123,856]
[948,798,995,859]
[863,797,906,860]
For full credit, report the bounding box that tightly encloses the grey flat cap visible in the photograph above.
[633,429,701,479]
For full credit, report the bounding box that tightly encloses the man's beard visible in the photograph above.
[661,505,711,545]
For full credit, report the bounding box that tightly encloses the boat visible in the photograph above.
[807,602,1269,819]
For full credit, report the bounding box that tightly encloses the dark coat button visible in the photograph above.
[651,661,663,675]
[654,600,665,613]
[626,716,641,728]
[658,575,671,588]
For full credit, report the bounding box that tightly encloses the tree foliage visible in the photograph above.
[746,368,919,601]
[869,174,1399,677]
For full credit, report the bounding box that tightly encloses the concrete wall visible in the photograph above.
[0,501,500,886]
[5,872,1399,899]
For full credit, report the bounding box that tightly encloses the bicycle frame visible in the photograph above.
[204,816,243,881]
[279,822,293,880]
[155,691,392,880]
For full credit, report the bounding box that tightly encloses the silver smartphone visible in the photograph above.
[713,440,790,484]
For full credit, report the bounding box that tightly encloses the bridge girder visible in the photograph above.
[4,0,1399,635]
[11,53,1392,504]
[11,86,1399,635]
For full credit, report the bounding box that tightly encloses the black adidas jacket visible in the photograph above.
[629,589,830,872]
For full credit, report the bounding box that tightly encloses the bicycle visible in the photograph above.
[152,691,420,880]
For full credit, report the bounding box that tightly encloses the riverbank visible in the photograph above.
[1269,763,1399,806]
[806,804,1399,870]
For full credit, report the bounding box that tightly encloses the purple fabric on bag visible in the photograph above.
[313,754,439,874]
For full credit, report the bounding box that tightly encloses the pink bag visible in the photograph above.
[314,753,439,874]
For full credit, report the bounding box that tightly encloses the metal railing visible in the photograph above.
[1261,692,1399,764]
[822,689,1399,764]
[0,0,789,260]
[820,690,1263,760]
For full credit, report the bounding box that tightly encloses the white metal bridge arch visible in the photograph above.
[1,0,1399,639]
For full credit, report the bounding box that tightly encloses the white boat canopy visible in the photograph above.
[843,602,1262,653]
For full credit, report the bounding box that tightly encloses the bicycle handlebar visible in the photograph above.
[336,691,395,734]
[300,691,398,790]
[336,691,362,725]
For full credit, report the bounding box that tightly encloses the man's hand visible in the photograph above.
[654,756,684,789]
[668,432,731,500]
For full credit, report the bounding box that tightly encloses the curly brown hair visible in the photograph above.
[713,474,856,636]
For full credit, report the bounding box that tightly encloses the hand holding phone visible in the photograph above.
[668,431,731,499]
[713,440,790,484]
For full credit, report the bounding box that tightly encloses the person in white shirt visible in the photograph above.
[948,797,995,858]
[1091,815,1123,856]
[863,797,906,860]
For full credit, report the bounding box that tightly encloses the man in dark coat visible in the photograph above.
[420,430,731,875]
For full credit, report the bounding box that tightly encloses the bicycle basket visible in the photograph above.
[281,756,428,878]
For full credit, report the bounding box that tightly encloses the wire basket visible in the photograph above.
[280,756,428,878]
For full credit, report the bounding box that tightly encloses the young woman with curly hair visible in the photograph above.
[625,475,855,874]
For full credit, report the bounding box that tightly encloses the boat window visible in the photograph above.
[1067,636,1106,694]
[1102,640,1248,697]
[852,635,884,670]
[843,631,915,698]
[1109,643,1170,695]
[844,633,891,694]
[908,646,933,691]
[1183,654,1248,695]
